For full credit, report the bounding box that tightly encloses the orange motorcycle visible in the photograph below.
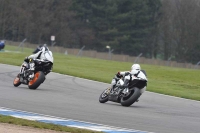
[13,56,53,90]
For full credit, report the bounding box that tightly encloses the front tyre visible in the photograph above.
[13,74,21,87]
[28,71,45,90]
[99,88,109,103]
[120,87,141,107]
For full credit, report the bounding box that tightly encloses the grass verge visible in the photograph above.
[0,115,102,133]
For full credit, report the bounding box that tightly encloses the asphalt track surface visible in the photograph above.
[0,64,200,133]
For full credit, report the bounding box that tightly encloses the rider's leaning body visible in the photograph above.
[110,64,142,88]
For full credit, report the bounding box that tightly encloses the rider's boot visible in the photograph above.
[28,72,34,80]
[28,61,35,80]
[120,79,129,94]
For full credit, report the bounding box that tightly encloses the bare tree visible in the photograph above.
[159,0,200,63]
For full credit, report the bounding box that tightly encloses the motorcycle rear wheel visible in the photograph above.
[120,87,141,107]
[28,71,45,90]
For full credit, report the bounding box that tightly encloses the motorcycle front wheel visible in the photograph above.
[28,71,45,90]
[13,74,21,87]
[99,88,109,103]
[120,87,141,107]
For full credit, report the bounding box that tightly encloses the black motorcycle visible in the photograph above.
[99,71,147,107]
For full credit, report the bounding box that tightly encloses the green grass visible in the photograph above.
[0,45,200,132]
[0,115,101,133]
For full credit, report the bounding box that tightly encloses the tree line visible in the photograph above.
[0,0,200,64]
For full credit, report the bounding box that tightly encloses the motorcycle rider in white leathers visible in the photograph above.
[108,64,147,100]
[20,45,53,79]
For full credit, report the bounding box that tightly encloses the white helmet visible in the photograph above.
[40,46,49,52]
[131,64,141,71]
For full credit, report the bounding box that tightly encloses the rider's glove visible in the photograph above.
[24,57,29,63]
[116,72,123,78]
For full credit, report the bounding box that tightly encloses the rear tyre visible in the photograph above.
[13,74,21,87]
[99,88,109,103]
[120,87,141,107]
[28,71,45,90]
